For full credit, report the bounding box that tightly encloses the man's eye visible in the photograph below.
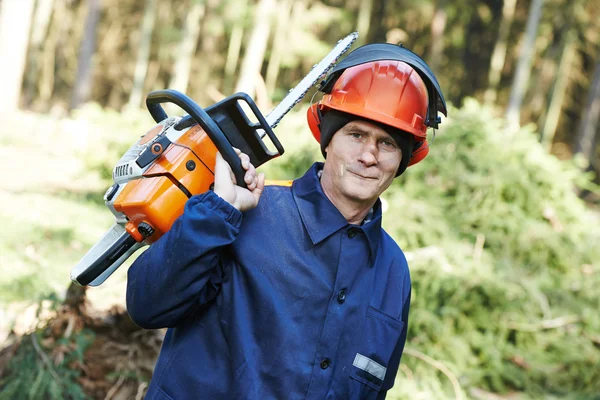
[351,132,363,138]
[382,140,395,147]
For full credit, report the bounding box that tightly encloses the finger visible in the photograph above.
[244,170,254,183]
[245,158,256,177]
[252,173,266,202]
[245,172,256,189]
[233,147,241,154]
[246,172,258,190]
[239,152,250,170]
[244,167,256,184]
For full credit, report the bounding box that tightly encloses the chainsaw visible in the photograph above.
[70,32,358,287]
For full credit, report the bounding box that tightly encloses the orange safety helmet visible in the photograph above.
[308,43,447,167]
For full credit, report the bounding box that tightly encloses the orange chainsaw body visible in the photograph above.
[114,124,218,243]
[71,90,285,287]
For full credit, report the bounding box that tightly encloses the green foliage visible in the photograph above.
[391,98,600,270]
[75,103,156,184]
[0,299,95,400]
[384,99,600,398]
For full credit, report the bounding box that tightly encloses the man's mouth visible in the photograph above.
[348,170,377,180]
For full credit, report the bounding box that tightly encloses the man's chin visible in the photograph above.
[342,187,379,204]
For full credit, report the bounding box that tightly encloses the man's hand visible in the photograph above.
[213,148,265,211]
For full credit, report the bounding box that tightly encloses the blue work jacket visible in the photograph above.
[126,163,412,400]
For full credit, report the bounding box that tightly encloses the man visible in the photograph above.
[126,43,446,400]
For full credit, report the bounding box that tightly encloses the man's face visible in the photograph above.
[321,120,402,205]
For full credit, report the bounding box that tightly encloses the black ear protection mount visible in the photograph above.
[317,43,447,129]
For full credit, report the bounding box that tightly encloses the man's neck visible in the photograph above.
[320,181,374,225]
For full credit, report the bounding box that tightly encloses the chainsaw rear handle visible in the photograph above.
[146,89,247,189]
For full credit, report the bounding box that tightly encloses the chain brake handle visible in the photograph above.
[146,89,248,188]
[173,92,284,172]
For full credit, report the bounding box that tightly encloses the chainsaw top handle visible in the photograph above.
[146,89,247,189]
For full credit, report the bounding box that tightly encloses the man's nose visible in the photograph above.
[358,142,378,166]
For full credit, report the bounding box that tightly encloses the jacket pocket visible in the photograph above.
[350,306,404,392]
[152,385,175,400]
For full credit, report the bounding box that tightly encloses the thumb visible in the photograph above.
[214,151,235,188]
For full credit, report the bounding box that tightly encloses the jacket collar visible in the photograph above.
[292,163,382,264]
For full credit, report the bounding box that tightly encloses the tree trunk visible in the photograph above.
[427,0,447,73]
[168,0,205,93]
[484,0,517,106]
[223,0,248,95]
[151,0,174,92]
[224,27,245,95]
[265,0,293,95]
[574,59,600,167]
[127,0,158,110]
[527,42,560,123]
[0,0,36,112]
[355,0,373,47]
[505,0,544,132]
[368,0,387,43]
[31,0,55,48]
[541,33,576,151]
[70,0,102,111]
[234,0,276,99]
[24,0,54,106]
[40,0,66,106]
[193,0,221,105]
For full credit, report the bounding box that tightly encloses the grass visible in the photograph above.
[0,109,133,339]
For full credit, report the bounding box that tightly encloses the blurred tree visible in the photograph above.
[235,0,276,100]
[150,0,178,91]
[484,0,516,106]
[355,0,373,46]
[505,0,544,131]
[193,0,223,104]
[71,0,102,110]
[39,0,66,106]
[223,0,248,95]
[526,22,562,125]
[574,59,600,169]
[127,0,158,110]
[541,30,576,151]
[265,0,293,95]
[427,0,447,73]
[24,0,54,107]
[168,0,205,93]
[367,0,387,43]
[0,0,35,112]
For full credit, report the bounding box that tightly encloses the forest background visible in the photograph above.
[0,0,599,399]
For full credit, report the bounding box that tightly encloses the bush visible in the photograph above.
[385,99,600,397]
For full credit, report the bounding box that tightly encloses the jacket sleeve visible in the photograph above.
[377,287,411,400]
[126,190,242,329]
